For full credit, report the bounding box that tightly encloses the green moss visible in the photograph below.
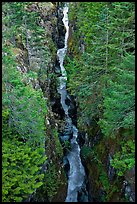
[62,140,71,151]
[82,139,123,202]
[53,129,63,158]
[44,164,66,201]
[81,145,93,160]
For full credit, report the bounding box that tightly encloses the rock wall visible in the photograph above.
[7,2,68,202]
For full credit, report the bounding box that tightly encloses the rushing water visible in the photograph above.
[57,3,87,202]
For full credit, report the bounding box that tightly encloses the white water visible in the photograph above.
[57,4,69,115]
[66,126,85,202]
[57,4,86,202]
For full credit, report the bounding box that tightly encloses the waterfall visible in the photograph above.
[57,3,88,202]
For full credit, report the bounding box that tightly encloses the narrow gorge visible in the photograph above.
[2,2,135,203]
[56,4,88,202]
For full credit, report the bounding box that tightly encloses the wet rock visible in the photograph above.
[67,95,77,126]
[59,134,70,144]
[122,167,135,202]
[122,180,135,202]
[107,154,116,181]
[54,58,62,75]
[124,166,135,190]
[68,102,77,118]
[63,156,70,178]
[89,130,102,148]
[55,65,62,75]
[77,131,85,148]
[57,10,65,49]
[52,6,65,49]
[78,180,89,202]
[51,97,65,120]
[64,128,73,138]
[65,96,71,106]
[98,188,106,202]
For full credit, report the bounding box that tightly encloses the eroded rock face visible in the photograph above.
[52,3,66,49]
[123,167,135,202]
[11,2,68,202]
[80,127,135,202]
[107,154,116,181]
[57,7,66,49]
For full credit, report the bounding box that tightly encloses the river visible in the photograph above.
[57,3,88,202]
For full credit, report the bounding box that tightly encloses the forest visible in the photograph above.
[2,2,135,202]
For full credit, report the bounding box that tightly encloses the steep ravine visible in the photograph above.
[55,4,89,202]
[5,2,68,202]
[4,2,134,202]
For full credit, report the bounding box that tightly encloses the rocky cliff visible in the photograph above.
[3,2,68,202]
[2,2,135,202]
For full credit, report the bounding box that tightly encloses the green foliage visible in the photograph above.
[2,109,11,138]
[2,138,47,202]
[2,1,52,76]
[67,2,135,130]
[110,140,135,176]
[3,45,47,146]
[67,3,135,191]
[44,164,65,200]
[2,3,49,201]
[81,145,92,160]
[53,129,63,158]
[88,148,111,194]
[2,47,47,200]
[98,53,135,137]
[90,145,120,201]
[3,1,135,202]
[9,85,46,144]
[99,170,110,192]
[27,71,38,79]
[63,140,71,151]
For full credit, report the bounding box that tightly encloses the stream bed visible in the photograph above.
[57,3,88,202]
